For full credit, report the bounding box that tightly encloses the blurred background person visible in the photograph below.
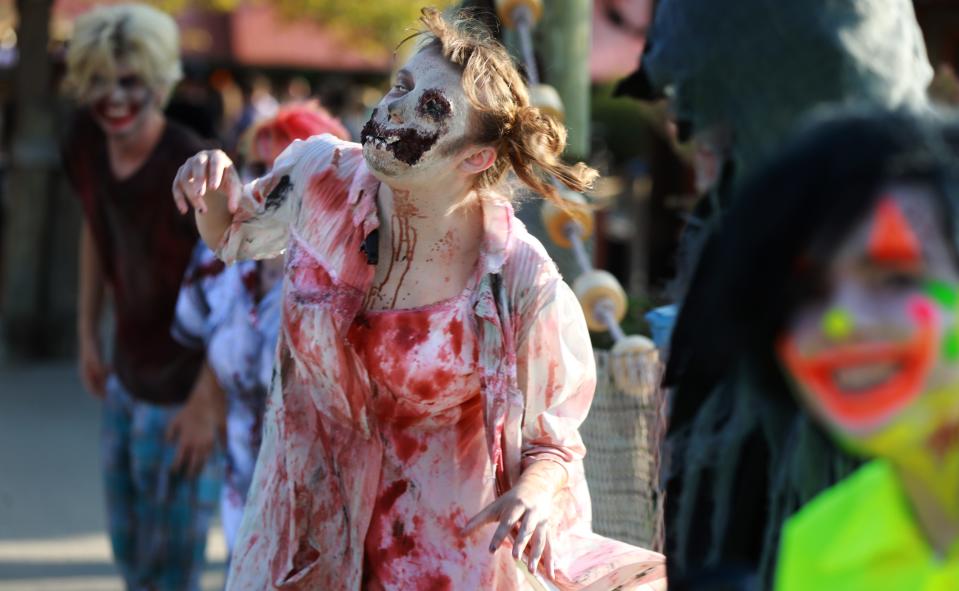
[618,0,938,586]
[669,110,959,589]
[772,113,959,589]
[165,62,225,143]
[61,4,223,589]
[172,102,349,558]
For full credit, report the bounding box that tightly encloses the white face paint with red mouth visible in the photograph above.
[85,62,156,139]
[361,45,473,180]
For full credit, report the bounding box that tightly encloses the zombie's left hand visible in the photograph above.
[464,460,567,575]
[166,362,225,478]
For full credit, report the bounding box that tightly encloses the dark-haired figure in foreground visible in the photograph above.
[668,111,959,589]
[172,8,665,591]
[623,0,936,586]
[63,4,221,589]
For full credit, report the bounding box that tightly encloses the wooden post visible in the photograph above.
[518,0,593,281]
[537,0,591,160]
[2,0,71,358]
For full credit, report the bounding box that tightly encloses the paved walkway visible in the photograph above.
[0,362,226,591]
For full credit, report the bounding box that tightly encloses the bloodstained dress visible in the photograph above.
[219,134,666,590]
[349,282,527,589]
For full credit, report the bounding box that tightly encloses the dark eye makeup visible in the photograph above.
[416,89,452,122]
[118,74,144,89]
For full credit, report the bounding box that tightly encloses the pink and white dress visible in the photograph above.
[219,134,665,590]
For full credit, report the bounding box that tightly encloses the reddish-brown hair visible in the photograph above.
[411,7,598,204]
[248,102,350,166]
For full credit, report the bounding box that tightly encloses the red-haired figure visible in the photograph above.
[172,103,349,558]
[173,8,665,590]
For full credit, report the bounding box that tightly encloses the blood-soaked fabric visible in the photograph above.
[349,289,530,589]
[172,241,282,552]
[63,112,207,404]
[220,134,666,590]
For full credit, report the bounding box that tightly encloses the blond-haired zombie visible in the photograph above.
[173,8,665,591]
[63,4,222,590]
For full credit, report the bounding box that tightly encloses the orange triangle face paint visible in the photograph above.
[868,197,921,264]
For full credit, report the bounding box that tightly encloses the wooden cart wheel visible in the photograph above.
[573,270,627,332]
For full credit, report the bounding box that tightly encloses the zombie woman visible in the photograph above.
[667,111,959,588]
[173,8,665,591]
[171,104,350,555]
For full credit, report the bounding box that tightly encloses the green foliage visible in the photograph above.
[66,0,455,54]
[590,293,663,350]
[270,0,453,47]
[258,0,458,55]
[590,83,663,165]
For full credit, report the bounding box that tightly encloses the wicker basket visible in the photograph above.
[580,348,666,552]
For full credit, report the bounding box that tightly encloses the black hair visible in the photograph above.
[665,110,959,423]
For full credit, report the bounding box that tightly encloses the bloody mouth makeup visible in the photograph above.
[94,95,143,129]
[361,115,440,166]
[88,71,153,136]
[361,47,471,177]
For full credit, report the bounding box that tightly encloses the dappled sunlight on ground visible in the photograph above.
[0,362,227,591]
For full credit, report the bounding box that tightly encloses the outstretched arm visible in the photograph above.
[172,149,240,250]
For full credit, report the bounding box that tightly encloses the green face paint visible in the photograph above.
[924,281,959,362]
[822,308,854,341]
[943,329,959,362]
[924,280,959,311]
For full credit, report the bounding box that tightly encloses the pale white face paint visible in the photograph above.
[84,61,158,140]
[361,45,473,179]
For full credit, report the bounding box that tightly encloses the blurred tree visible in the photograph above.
[2,0,69,357]
[269,0,454,49]
[63,0,455,52]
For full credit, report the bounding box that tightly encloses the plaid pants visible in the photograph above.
[102,376,223,591]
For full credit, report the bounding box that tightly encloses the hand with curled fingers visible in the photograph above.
[172,149,242,216]
[464,460,568,577]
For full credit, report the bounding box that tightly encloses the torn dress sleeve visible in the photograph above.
[516,279,596,473]
[217,134,341,263]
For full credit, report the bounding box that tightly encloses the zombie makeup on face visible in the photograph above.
[87,67,156,137]
[416,89,453,124]
[361,113,441,167]
[361,47,472,177]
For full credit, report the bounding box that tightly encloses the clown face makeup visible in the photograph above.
[84,62,158,139]
[361,45,472,178]
[778,186,959,465]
